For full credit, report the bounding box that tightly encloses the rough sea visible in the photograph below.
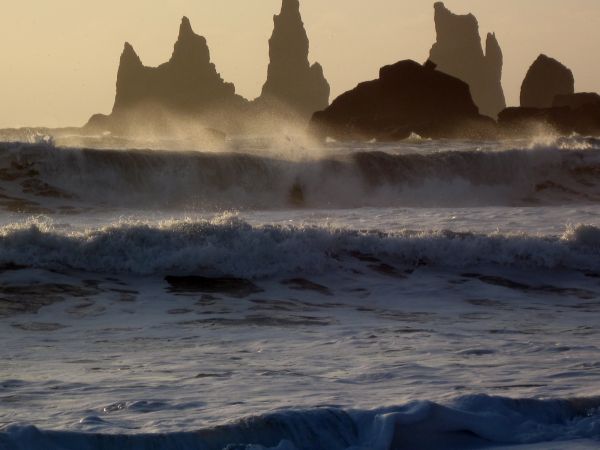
[0,132,600,449]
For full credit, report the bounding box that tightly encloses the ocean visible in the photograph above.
[0,132,599,449]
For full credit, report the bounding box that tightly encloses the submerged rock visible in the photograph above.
[288,180,306,207]
[310,59,496,141]
[165,276,263,298]
[428,2,506,119]
[256,0,330,119]
[520,54,574,108]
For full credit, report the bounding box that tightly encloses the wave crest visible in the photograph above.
[0,216,599,276]
[1,136,600,209]
[2,394,600,450]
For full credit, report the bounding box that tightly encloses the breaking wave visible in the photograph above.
[1,394,600,450]
[1,215,600,276]
[0,135,600,210]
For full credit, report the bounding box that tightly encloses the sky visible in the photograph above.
[1,0,599,128]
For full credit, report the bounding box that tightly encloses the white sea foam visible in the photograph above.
[1,134,599,450]
[0,215,599,277]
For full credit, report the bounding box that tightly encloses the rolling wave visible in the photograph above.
[0,215,599,276]
[0,135,600,210]
[1,395,599,449]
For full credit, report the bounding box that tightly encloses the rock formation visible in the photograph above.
[86,17,247,135]
[257,0,330,119]
[428,2,506,119]
[499,91,600,137]
[87,1,330,136]
[552,92,600,109]
[520,54,574,108]
[498,105,600,137]
[310,60,496,141]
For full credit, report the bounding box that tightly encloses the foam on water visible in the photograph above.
[1,134,600,449]
[0,215,599,277]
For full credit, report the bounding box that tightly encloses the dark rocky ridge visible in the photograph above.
[310,60,496,141]
[428,2,506,119]
[257,0,330,118]
[553,93,600,109]
[499,94,600,137]
[520,54,574,108]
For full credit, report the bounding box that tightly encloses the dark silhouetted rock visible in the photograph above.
[428,2,506,119]
[85,17,247,136]
[498,107,572,135]
[257,0,330,119]
[520,54,574,108]
[501,61,600,136]
[86,3,330,136]
[310,60,496,141]
[498,101,600,137]
[553,92,600,109]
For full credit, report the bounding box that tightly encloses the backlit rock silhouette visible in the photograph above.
[428,2,506,119]
[520,54,574,108]
[310,60,495,141]
[499,91,600,137]
[257,0,330,119]
[553,93,600,109]
[86,17,247,135]
[87,1,330,135]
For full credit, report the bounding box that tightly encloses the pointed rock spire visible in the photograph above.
[121,42,142,67]
[258,0,330,118]
[113,43,145,112]
[485,33,502,72]
[429,2,506,118]
[169,16,211,70]
[110,17,242,119]
[179,16,193,36]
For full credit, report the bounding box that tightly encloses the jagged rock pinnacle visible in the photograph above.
[121,43,142,65]
[109,16,242,123]
[169,16,210,67]
[179,16,193,36]
[258,0,330,118]
[429,2,505,118]
[281,0,300,13]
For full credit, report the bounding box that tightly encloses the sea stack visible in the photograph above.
[310,60,495,141]
[86,17,247,134]
[428,2,506,119]
[520,54,575,108]
[257,0,330,119]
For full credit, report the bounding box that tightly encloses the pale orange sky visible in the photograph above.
[1,0,599,128]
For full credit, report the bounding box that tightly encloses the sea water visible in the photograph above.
[0,134,599,449]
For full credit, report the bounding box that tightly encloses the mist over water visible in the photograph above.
[1,132,600,212]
